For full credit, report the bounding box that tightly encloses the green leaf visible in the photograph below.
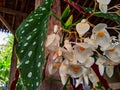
[64,15,73,29]
[15,0,53,90]
[61,5,70,23]
[84,7,120,24]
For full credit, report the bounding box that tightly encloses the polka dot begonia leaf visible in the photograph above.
[15,0,53,90]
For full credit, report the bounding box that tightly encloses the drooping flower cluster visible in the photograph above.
[45,20,120,87]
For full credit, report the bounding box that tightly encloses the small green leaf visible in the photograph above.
[15,0,53,90]
[64,15,73,29]
[61,5,70,22]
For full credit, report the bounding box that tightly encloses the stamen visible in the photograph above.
[97,31,104,37]
[72,65,79,72]
[56,63,61,68]
[108,48,115,52]
[79,46,86,51]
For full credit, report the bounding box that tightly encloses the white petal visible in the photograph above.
[98,64,104,76]
[83,74,89,85]
[60,75,69,85]
[76,21,90,37]
[97,0,111,4]
[95,30,111,51]
[89,69,99,85]
[84,57,94,67]
[105,45,120,63]
[54,25,58,33]
[75,77,82,88]
[99,4,108,13]
[106,66,114,78]
[92,23,107,32]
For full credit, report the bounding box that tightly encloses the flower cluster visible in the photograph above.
[45,20,120,87]
[45,0,120,88]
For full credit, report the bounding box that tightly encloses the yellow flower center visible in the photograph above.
[72,65,79,72]
[56,63,61,69]
[55,50,60,56]
[97,31,104,37]
[79,46,85,51]
[108,48,115,52]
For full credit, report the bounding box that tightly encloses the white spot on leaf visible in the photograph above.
[35,14,38,16]
[24,43,28,46]
[27,35,32,40]
[41,41,43,46]
[41,33,43,36]
[33,28,37,31]
[42,48,44,51]
[38,62,41,67]
[28,51,32,57]
[33,42,36,45]
[36,82,39,86]
[25,23,29,27]
[28,72,32,78]
[25,60,29,64]
[20,50,24,53]
[21,31,25,33]
[39,55,41,58]
[42,8,46,10]
[29,18,33,22]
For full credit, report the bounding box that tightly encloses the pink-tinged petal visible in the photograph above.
[54,25,58,33]
[45,34,56,47]
[46,34,60,51]
[99,4,108,13]
[106,66,114,78]
[98,64,104,76]
[48,62,57,74]
[76,19,90,37]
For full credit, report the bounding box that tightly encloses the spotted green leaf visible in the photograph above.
[15,0,53,90]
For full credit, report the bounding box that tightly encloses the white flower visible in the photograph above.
[92,23,111,51]
[76,19,90,37]
[73,43,94,63]
[97,0,111,13]
[68,63,83,78]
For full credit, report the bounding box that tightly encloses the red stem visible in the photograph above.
[92,64,110,90]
